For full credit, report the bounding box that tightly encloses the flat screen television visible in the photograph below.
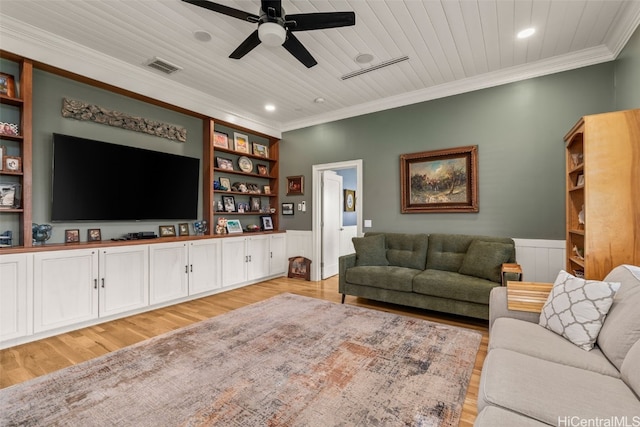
[51,133,200,221]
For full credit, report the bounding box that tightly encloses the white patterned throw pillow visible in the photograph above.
[539,270,620,351]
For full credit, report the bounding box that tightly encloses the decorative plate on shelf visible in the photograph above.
[238,156,253,173]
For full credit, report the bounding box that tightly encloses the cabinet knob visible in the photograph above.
[101,278,105,288]
[94,279,98,289]
[185,265,188,274]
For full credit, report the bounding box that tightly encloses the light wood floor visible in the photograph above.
[0,276,488,426]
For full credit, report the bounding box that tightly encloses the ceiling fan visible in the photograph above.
[182,0,356,68]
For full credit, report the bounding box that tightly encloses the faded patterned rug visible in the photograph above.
[1,294,481,426]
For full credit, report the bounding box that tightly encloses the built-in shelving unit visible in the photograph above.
[0,51,32,248]
[564,109,640,280]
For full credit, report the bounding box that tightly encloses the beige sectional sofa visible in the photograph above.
[476,264,640,426]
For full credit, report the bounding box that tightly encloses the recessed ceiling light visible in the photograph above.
[314,97,325,104]
[517,27,535,39]
[265,104,276,112]
[355,53,374,64]
[194,30,212,42]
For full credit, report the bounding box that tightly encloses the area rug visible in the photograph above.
[1,294,482,426]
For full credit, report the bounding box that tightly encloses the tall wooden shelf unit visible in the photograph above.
[0,52,33,248]
[203,118,280,234]
[564,109,640,281]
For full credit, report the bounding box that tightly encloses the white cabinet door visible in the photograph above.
[222,237,248,287]
[269,234,286,275]
[149,242,188,305]
[247,235,270,281]
[189,239,222,295]
[0,253,32,342]
[34,249,99,333]
[99,245,149,317]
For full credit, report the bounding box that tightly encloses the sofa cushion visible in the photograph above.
[425,234,470,272]
[352,234,389,267]
[474,406,550,427]
[489,318,620,377]
[458,240,513,283]
[597,265,640,370]
[478,348,640,425]
[539,270,620,351]
[366,233,428,270]
[344,266,419,292]
[413,269,496,304]
[621,339,640,399]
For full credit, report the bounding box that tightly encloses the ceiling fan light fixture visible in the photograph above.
[259,22,286,47]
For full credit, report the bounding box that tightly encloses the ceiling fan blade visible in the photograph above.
[261,0,283,17]
[182,0,259,23]
[287,12,355,32]
[229,30,261,59]
[282,32,317,68]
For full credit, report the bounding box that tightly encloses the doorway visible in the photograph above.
[311,159,363,281]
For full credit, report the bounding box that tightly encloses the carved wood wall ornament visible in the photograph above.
[61,98,187,142]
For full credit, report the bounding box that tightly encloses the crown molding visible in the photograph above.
[0,17,282,138]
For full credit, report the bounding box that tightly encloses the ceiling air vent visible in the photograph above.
[341,56,409,80]
[146,57,182,75]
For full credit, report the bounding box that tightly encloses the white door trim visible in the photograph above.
[312,159,363,281]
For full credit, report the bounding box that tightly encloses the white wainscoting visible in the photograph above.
[513,239,566,283]
[285,230,314,259]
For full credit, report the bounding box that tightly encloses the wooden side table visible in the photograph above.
[501,263,523,286]
[507,281,553,313]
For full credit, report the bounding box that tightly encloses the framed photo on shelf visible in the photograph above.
[261,215,274,231]
[0,122,19,136]
[216,157,234,170]
[263,185,271,194]
[0,145,5,171]
[226,219,243,234]
[252,143,269,158]
[250,196,261,212]
[576,173,585,187]
[178,223,190,236]
[87,228,102,242]
[222,195,236,212]
[233,132,249,153]
[257,164,268,176]
[0,73,16,97]
[159,225,177,237]
[65,229,80,243]
[4,156,21,172]
[400,145,478,213]
[282,202,294,215]
[213,131,229,149]
[286,175,304,195]
[0,183,21,208]
[219,177,231,190]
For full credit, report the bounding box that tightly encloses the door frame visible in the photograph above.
[312,159,363,281]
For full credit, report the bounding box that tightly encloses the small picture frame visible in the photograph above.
[282,202,294,215]
[286,175,304,196]
[216,157,234,170]
[252,143,269,158]
[159,225,177,237]
[344,189,355,212]
[4,156,21,172]
[0,145,5,171]
[178,223,190,236]
[0,73,16,98]
[233,132,249,153]
[257,164,268,176]
[65,229,80,243]
[219,177,231,190]
[0,183,21,208]
[261,215,274,231]
[226,219,243,234]
[250,196,261,212]
[0,122,19,137]
[576,173,585,187]
[216,200,224,212]
[263,185,271,195]
[213,131,229,149]
[288,256,312,281]
[222,195,236,212]
[87,228,102,242]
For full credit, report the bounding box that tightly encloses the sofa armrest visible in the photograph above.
[338,254,357,294]
[489,287,541,333]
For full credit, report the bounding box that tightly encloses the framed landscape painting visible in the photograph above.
[400,145,478,213]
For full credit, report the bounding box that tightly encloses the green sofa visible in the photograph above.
[338,232,517,320]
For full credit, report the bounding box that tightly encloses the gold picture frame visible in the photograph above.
[159,225,177,237]
[286,175,304,196]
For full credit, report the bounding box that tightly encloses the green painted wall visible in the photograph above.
[280,63,616,239]
[31,70,204,243]
[615,25,640,110]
